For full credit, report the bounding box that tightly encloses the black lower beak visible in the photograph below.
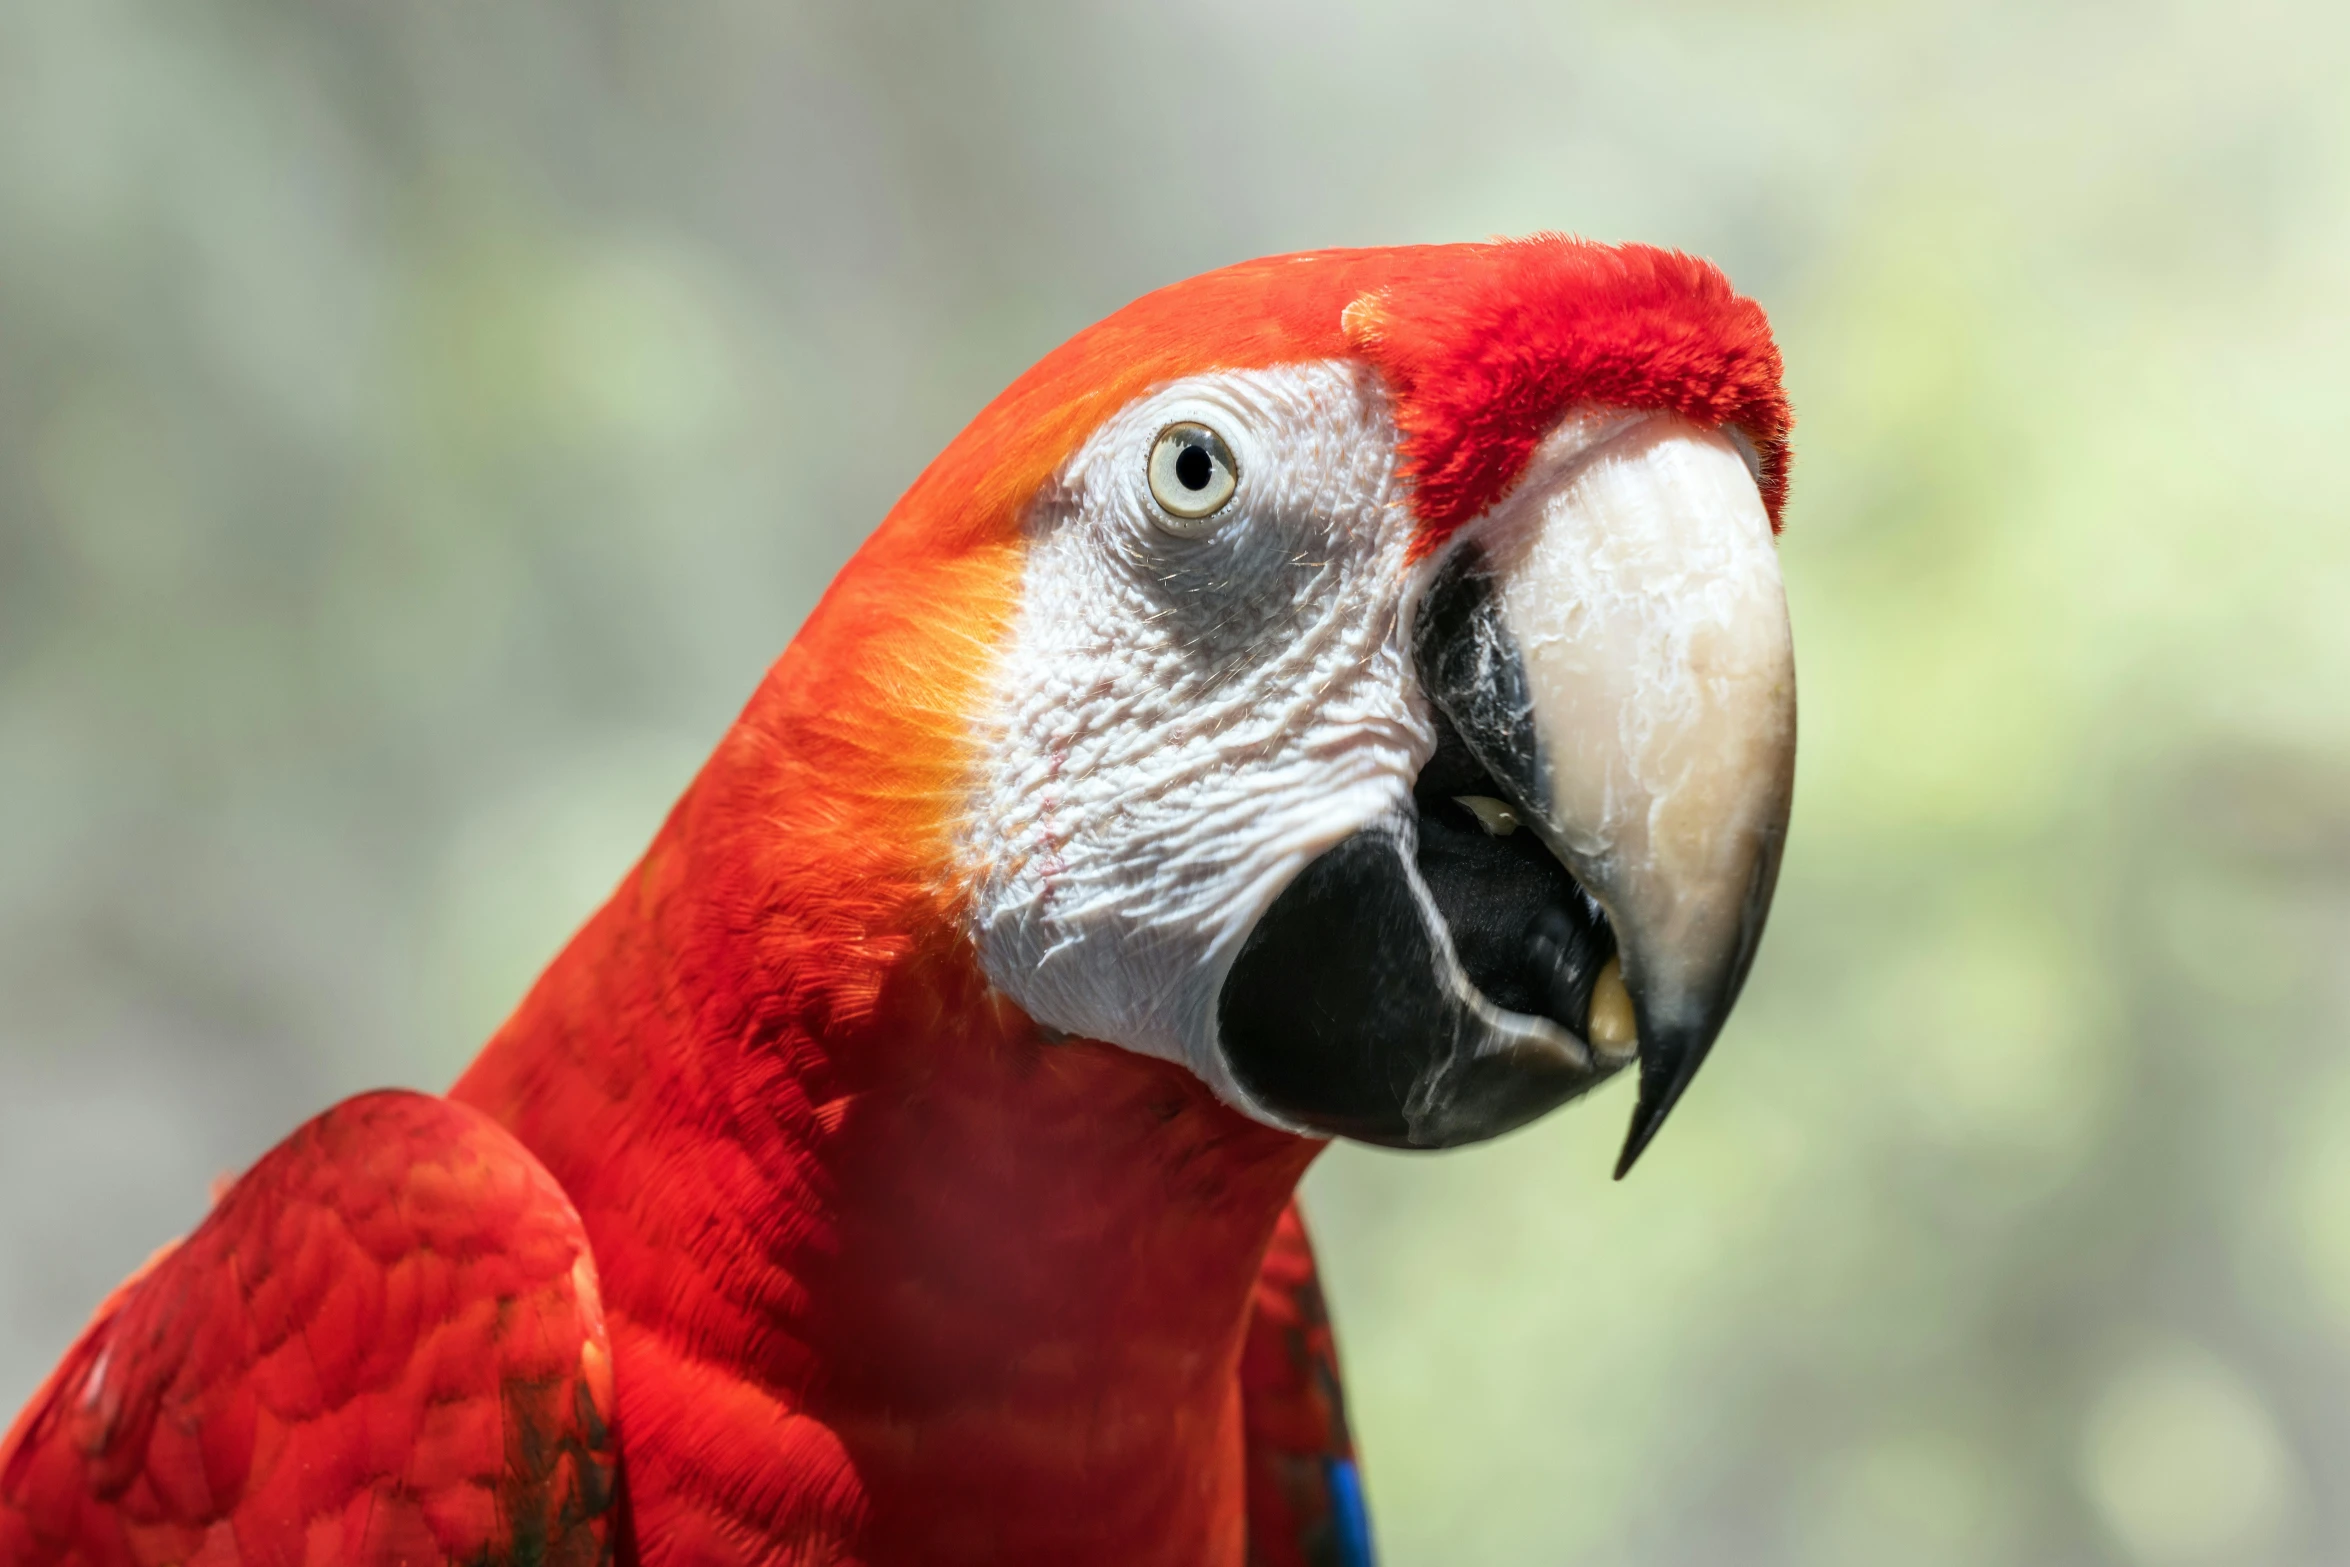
[1214,705,1627,1148]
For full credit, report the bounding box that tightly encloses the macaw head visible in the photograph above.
[773,236,1793,1176]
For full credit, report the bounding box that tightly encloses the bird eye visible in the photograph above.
[1147,422,1239,530]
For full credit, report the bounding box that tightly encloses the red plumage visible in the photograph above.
[1345,238,1790,550]
[1,236,1787,1566]
[1241,1206,1365,1567]
[0,1092,614,1567]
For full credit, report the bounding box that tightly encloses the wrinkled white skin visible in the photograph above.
[961,362,1428,1111]
[960,361,1792,1124]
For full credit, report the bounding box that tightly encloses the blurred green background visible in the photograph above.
[4,2,2348,1562]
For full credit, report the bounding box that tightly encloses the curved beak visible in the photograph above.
[1417,413,1797,1176]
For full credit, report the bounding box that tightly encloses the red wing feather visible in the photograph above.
[0,1090,617,1567]
[1241,1201,1374,1567]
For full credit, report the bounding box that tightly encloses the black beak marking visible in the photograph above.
[1613,831,1783,1178]
[1615,1028,1703,1180]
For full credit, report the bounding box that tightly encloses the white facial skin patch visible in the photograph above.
[961,361,1430,1108]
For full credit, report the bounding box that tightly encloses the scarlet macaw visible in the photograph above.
[0,235,1796,1567]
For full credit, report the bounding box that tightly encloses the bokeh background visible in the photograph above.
[4,2,2348,1562]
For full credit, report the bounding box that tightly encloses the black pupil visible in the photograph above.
[1174,443,1213,491]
